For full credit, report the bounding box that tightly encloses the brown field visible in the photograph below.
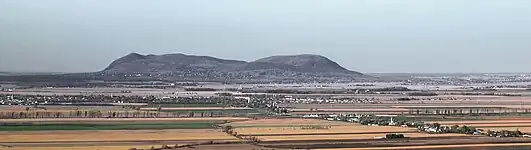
[140,107,253,111]
[226,118,350,127]
[0,117,251,123]
[258,133,469,141]
[235,124,416,135]
[0,129,238,143]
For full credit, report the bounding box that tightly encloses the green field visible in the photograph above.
[0,122,218,131]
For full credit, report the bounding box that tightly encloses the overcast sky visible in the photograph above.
[1,0,530,73]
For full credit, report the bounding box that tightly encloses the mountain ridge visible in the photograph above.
[101,53,366,82]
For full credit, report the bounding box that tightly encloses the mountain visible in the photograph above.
[104,53,246,73]
[100,53,366,82]
[253,54,358,74]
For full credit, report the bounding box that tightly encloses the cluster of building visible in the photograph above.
[307,113,531,139]
[279,96,380,104]
[0,94,248,107]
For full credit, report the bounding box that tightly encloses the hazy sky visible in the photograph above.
[1,0,531,73]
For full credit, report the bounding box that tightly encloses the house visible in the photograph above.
[425,127,438,133]
[347,118,360,122]
[303,114,319,118]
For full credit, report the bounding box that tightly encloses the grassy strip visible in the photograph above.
[0,122,218,131]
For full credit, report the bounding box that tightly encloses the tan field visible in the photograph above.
[1,129,238,143]
[317,143,531,150]
[140,107,252,111]
[258,133,469,141]
[235,124,416,135]
[226,118,351,127]
[0,117,251,123]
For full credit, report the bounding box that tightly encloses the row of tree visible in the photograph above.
[223,125,261,143]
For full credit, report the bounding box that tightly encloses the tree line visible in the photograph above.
[0,110,226,119]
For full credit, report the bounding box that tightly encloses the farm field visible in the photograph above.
[291,108,409,112]
[290,111,407,115]
[146,108,262,115]
[317,143,531,150]
[0,145,157,150]
[258,133,469,141]
[0,122,219,131]
[175,144,276,150]
[0,115,251,149]
[431,120,531,125]
[226,118,351,127]
[0,105,130,112]
[0,117,251,131]
[145,103,224,107]
[443,123,531,128]
[234,124,416,135]
[479,127,531,133]
[0,117,251,123]
[0,87,219,96]
[227,119,469,143]
[1,129,238,143]
[227,118,531,149]
[140,107,253,111]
